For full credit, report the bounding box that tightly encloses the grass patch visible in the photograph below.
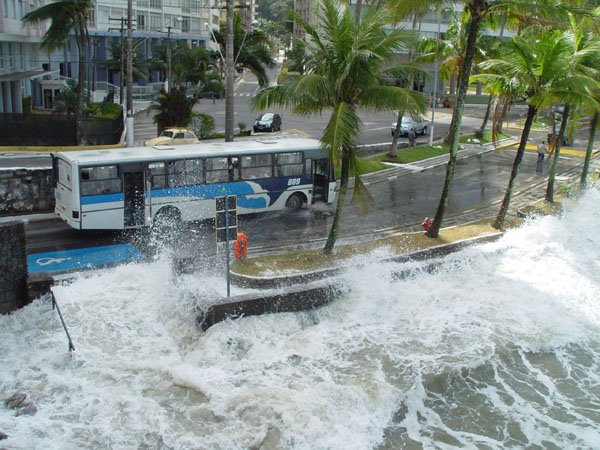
[376,144,449,164]
[335,157,389,178]
[515,118,552,128]
[460,131,511,144]
[231,218,513,277]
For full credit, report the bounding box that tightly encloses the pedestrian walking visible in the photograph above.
[536,140,546,172]
[408,127,416,147]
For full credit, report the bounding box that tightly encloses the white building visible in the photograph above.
[0,0,49,113]
[1,0,231,113]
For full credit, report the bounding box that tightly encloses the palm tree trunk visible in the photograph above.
[427,0,487,238]
[475,94,494,139]
[545,104,570,203]
[75,24,86,144]
[581,111,599,189]
[354,0,363,19]
[493,104,537,229]
[389,13,419,156]
[324,151,349,255]
[389,107,405,155]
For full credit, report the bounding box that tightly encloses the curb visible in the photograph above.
[196,233,503,330]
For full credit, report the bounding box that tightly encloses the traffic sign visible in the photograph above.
[215,195,237,243]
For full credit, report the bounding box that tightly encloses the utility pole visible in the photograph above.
[126,0,134,147]
[225,0,235,142]
[166,25,173,93]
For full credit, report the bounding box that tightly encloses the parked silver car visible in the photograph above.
[391,115,430,137]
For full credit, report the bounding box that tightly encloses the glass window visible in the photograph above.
[206,157,232,183]
[58,160,71,188]
[274,152,303,177]
[167,159,203,187]
[80,165,121,196]
[148,162,165,188]
[81,165,118,181]
[241,154,272,180]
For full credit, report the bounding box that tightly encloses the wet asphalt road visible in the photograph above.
[22,141,589,259]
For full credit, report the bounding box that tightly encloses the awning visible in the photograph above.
[0,68,60,82]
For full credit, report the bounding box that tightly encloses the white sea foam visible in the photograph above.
[1,188,599,449]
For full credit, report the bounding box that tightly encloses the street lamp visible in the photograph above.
[205,22,225,69]
[164,17,183,94]
[429,8,442,146]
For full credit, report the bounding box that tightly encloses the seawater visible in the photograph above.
[1,188,599,449]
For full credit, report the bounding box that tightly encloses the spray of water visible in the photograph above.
[1,188,599,449]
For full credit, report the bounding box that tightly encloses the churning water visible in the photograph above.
[1,188,600,449]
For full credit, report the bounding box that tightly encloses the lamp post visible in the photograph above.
[225,0,235,142]
[205,22,225,80]
[165,17,183,93]
[126,0,134,147]
[429,8,442,146]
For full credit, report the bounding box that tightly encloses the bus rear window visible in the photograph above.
[57,160,72,188]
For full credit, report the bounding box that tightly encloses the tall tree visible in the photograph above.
[23,0,94,141]
[251,0,426,254]
[212,11,275,87]
[474,28,597,229]
[545,12,600,201]
[424,0,592,238]
[147,87,196,133]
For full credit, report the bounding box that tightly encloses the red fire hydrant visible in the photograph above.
[422,217,432,232]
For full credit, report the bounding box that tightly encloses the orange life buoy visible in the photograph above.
[422,217,432,231]
[234,232,248,259]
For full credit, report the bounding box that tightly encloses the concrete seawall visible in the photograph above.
[193,233,503,330]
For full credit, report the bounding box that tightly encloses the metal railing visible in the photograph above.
[50,291,75,352]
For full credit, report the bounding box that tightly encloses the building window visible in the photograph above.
[149,13,161,31]
[137,13,146,30]
[87,7,95,27]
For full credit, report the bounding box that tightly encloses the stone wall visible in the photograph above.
[0,222,29,315]
[0,168,54,214]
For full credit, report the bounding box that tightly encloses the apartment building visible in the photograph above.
[1,0,258,113]
[0,0,47,113]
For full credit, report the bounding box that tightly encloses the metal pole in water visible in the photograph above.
[225,197,231,297]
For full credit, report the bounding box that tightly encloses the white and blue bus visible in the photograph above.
[52,137,336,230]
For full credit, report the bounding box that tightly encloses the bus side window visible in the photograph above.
[148,162,166,188]
[228,157,240,181]
[205,157,230,183]
[80,165,121,196]
[241,154,271,180]
[275,152,303,177]
[305,158,312,179]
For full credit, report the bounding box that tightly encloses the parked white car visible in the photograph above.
[144,128,200,146]
[391,115,430,137]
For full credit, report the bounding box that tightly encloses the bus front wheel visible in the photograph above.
[285,193,305,212]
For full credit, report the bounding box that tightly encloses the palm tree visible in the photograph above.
[102,39,146,103]
[251,0,426,254]
[545,13,600,201]
[424,0,593,238]
[23,0,94,141]
[474,28,597,229]
[212,11,275,87]
[147,87,196,134]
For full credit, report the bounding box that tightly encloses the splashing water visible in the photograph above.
[1,188,599,449]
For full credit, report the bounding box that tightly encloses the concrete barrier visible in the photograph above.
[196,233,503,330]
[197,281,346,331]
[0,222,29,314]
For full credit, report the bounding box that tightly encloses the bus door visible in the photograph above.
[311,158,334,203]
[122,164,146,227]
